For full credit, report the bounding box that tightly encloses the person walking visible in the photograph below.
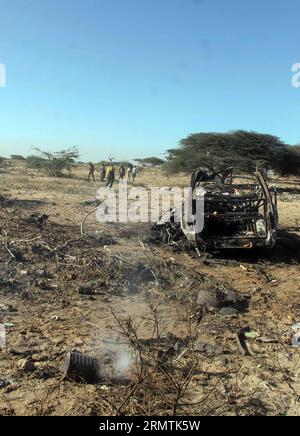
[119,165,125,180]
[109,165,115,188]
[105,164,112,186]
[105,164,115,188]
[127,164,132,182]
[132,166,137,183]
[88,162,96,182]
[100,164,106,182]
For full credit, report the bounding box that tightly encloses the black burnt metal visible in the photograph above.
[155,168,278,250]
[62,351,101,384]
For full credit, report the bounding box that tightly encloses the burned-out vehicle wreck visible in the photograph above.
[155,168,278,250]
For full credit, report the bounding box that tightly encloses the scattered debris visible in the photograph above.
[23,213,49,228]
[281,323,300,347]
[0,379,11,389]
[292,334,300,348]
[0,304,16,313]
[35,279,51,290]
[100,385,109,391]
[17,358,36,372]
[262,381,277,392]
[219,307,239,317]
[291,323,300,334]
[10,347,33,357]
[50,315,61,322]
[194,341,227,355]
[0,179,299,416]
[197,287,250,313]
[197,289,219,309]
[244,331,260,339]
[291,323,300,348]
[257,336,278,344]
[81,199,102,207]
[78,283,105,296]
[236,328,254,356]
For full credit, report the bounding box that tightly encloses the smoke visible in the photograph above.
[92,335,135,382]
[115,348,133,377]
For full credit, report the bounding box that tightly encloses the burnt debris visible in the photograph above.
[154,168,278,250]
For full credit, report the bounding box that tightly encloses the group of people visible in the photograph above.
[88,162,137,187]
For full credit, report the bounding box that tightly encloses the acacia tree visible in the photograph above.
[164,130,300,175]
[10,155,25,160]
[135,157,165,166]
[31,146,80,177]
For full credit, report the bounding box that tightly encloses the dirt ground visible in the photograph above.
[0,160,300,416]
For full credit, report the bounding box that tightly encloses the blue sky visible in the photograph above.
[0,0,299,161]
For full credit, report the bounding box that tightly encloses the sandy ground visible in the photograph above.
[0,160,300,416]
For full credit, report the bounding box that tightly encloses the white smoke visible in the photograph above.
[92,335,135,382]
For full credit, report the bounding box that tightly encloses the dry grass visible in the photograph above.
[0,160,300,416]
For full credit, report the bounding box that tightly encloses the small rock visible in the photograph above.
[219,307,239,317]
[194,341,226,355]
[197,290,219,308]
[17,358,36,372]
[0,379,10,389]
[292,334,300,348]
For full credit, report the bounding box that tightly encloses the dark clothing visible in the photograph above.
[119,166,125,180]
[88,164,96,182]
[105,168,115,188]
[100,166,106,182]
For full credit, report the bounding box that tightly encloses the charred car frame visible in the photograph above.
[155,168,278,250]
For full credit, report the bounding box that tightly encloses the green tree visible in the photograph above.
[135,157,165,166]
[10,155,25,160]
[26,155,48,170]
[28,146,80,177]
[164,130,300,175]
